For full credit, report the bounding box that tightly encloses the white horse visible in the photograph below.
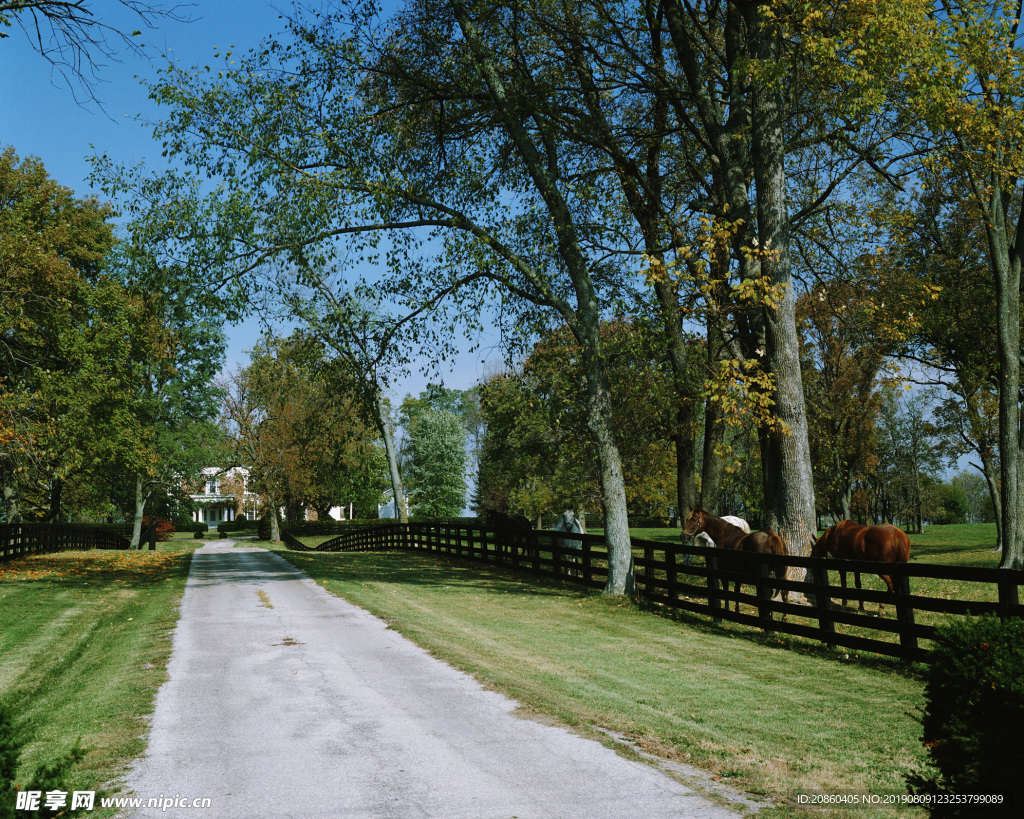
[553,509,584,576]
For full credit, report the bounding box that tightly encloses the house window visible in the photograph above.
[207,478,219,495]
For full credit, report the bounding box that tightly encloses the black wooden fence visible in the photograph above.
[282,521,1024,662]
[0,523,134,563]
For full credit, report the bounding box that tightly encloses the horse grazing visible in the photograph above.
[682,505,788,613]
[810,520,911,614]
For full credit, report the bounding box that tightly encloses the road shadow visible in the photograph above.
[273,548,574,599]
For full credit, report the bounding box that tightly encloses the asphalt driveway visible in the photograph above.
[126,541,748,818]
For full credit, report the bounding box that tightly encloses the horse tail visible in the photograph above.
[896,528,912,563]
[767,530,788,556]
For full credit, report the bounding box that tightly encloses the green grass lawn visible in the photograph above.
[907,522,1000,566]
[0,545,194,814]
[274,545,929,818]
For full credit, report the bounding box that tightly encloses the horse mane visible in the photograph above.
[818,520,859,558]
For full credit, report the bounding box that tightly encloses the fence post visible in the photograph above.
[643,544,654,597]
[998,573,1020,620]
[894,565,918,661]
[665,546,678,604]
[813,560,836,646]
[756,556,773,630]
[706,550,722,620]
[581,537,592,586]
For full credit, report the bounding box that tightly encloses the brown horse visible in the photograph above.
[810,520,911,614]
[682,505,789,613]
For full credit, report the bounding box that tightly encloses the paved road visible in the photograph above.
[127,541,747,818]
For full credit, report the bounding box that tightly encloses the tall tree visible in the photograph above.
[109,272,226,547]
[0,146,114,520]
[405,409,467,518]
[799,281,887,523]
[99,2,649,592]
[830,0,1024,566]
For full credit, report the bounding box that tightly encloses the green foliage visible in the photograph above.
[0,146,118,522]
[477,320,677,520]
[926,481,970,526]
[405,410,467,518]
[908,615,1024,814]
[222,334,389,525]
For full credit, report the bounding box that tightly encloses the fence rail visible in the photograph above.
[282,521,1024,662]
[0,523,134,562]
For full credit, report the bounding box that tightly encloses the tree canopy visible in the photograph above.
[79,0,1024,576]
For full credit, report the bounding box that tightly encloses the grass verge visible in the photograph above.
[0,545,194,815]
[273,546,928,818]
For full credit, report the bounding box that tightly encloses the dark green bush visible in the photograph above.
[257,515,272,541]
[234,513,248,527]
[907,615,1023,816]
[216,521,239,535]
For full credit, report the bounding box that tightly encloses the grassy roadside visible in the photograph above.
[0,545,194,815]
[273,546,929,818]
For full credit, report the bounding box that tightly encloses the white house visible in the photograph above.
[190,467,356,525]
[190,467,259,526]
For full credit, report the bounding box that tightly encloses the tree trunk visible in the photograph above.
[700,274,735,516]
[374,391,408,524]
[742,0,817,556]
[839,477,853,522]
[700,393,725,515]
[46,477,63,523]
[268,494,281,542]
[453,0,634,593]
[979,170,1022,568]
[978,458,1003,551]
[130,472,147,549]
[578,325,635,595]
[2,476,22,524]
[650,280,698,525]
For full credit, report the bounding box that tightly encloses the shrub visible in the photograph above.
[141,515,175,542]
[907,615,1024,816]
[216,521,239,536]
[234,513,248,527]
[257,515,272,541]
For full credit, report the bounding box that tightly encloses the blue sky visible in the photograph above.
[1,0,501,398]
